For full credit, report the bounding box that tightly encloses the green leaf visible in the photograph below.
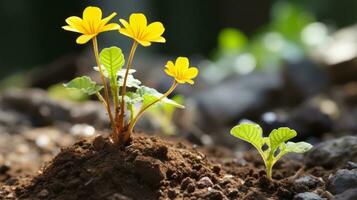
[100,47,125,79]
[230,123,265,150]
[285,142,312,153]
[124,92,142,105]
[64,76,103,95]
[269,127,297,151]
[138,86,185,109]
[162,95,184,117]
[118,75,141,88]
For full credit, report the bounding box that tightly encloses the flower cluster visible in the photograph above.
[63,6,199,144]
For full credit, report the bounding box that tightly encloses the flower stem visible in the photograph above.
[92,37,116,140]
[118,41,138,131]
[127,81,178,137]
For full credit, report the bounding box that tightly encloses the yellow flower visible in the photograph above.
[119,13,165,47]
[165,57,199,84]
[62,6,120,44]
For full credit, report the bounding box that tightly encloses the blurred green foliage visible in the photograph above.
[146,95,184,135]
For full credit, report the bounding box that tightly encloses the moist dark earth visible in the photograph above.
[1,133,349,200]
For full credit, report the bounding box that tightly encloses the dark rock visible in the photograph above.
[306,136,357,168]
[293,192,322,200]
[1,88,108,128]
[294,176,321,188]
[334,188,357,200]
[195,72,283,125]
[186,183,195,193]
[287,98,333,139]
[282,60,329,105]
[346,161,357,170]
[328,169,357,194]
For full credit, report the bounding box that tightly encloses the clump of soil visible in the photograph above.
[12,134,331,200]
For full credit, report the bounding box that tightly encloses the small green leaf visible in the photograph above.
[64,76,103,95]
[230,123,265,149]
[100,47,125,79]
[285,142,312,153]
[269,127,297,151]
[124,92,142,105]
[138,86,185,109]
[118,75,141,88]
[162,95,184,117]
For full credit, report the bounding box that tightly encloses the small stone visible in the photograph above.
[204,189,224,200]
[328,169,357,194]
[37,189,49,197]
[334,188,357,200]
[93,135,105,150]
[167,189,177,199]
[306,136,357,168]
[293,192,322,200]
[294,176,321,188]
[181,177,193,190]
[346,161,357,170]
[212,165,221,174]
[187,183,195,193]
[197,176,214,189]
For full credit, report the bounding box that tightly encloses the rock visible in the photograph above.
[0,109,31,133]
[197,176,214,189]
[293,192,322,200]
[1,88,108,129]
[306,136,357,168]
[334,188,357,200]
[283,60,329,104]
[294,176,321,188]
[328,169,357,194]
[287,97,333,139]
[195,72,283,125]
[37,189,49,197]
[346,161,357,170]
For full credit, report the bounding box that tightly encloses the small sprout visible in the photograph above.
[230,123,312,180]
[62,6,198,145]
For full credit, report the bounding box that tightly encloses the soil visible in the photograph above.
[1,133,334,200]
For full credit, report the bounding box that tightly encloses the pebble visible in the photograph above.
[334,188,357,200]
[293,192,322,200]
[306,136,357,168]
[294,175,321,188]
[37,189,49,197]
[197,176,214,189]
[328,169,357,194]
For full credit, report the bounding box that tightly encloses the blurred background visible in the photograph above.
[0,0,357,171]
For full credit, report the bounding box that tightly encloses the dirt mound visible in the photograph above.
[14,134,331,200]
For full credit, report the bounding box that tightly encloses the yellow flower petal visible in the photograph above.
[101,12,117,25]
[119,19,130,29]
[102,23,121,32]
[129,13,147,38]
[76,34,96,44]
[175,57,189,70]
[185,67,199,79]
[65,17,87,33]
[143,22,165,41]
[63,6,120,44]
[83,6,102,24]
[151,37,166,43]
[163,57,199,85]
[136,40,151,47]
[62,25,81,33]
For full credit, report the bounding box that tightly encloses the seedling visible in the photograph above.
[230,123,312,180]
[62,6,198,145]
